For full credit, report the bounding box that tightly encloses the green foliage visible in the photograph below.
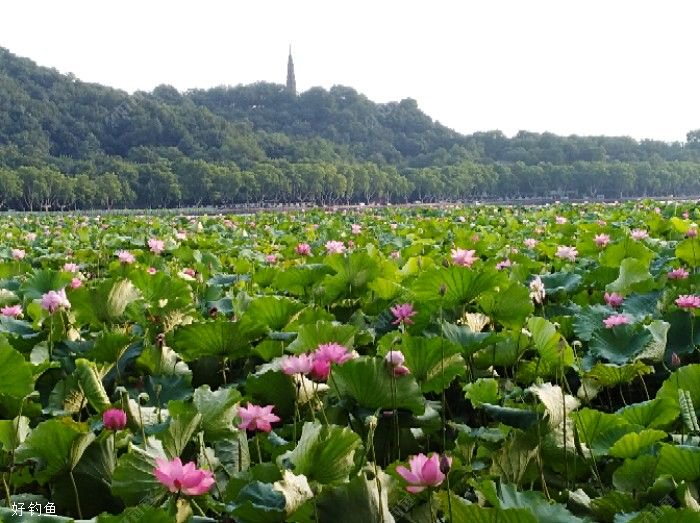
[279,421,362,484]
[74,358,111,413]
[16,418,85,484]
[1,198,700,520]
[0,342,35,415]
[169,319,264,361]
[389,334,466,393]
[316,468,394,522]
[111,443,166,506]
[331,357,425,414]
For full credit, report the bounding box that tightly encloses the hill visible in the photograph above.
[1,46,700,209]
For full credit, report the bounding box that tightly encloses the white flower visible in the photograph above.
[529,276,546,304]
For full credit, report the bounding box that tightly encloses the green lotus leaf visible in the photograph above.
[169,319,265,361]
[612,455,659,493]
[410,266,504,308]
[279,421,362,485]
[675,238,700,267]
[192,384,242,440]
[16,418,86,484]
[285,320,356,354]
[608,429,666,459]
[385,334,465,393]
[573,408,636,457]
[618,398,680,428]
[499,483,585,522]
[606,258,653,294]
[478,282,534,329]
[331,357,425,415]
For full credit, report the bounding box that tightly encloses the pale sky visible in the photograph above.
[2,0,699,142]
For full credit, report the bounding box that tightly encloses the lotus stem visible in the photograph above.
[70,470,83,519]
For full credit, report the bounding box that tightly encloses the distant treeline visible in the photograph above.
[2,47,700,210]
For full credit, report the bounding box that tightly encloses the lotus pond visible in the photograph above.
[1,202,700,522]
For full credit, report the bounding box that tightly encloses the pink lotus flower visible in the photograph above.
[237,404,281,433]
[594,234,610,247]
[391,364,411,376]
[325,240,346,254]
[310,343,353,380]
[523,238,537,249]
[314,343,353,365]
[281,354,314,376]
[176,231,187,240]
[117,250,136,264]
[0,304,22,318]
[11,249,25,260]
[396,453,451,493]
[310,358,332,381]
[183,268,196,278]
[266,254,277,264]
[26,233,37,242]
[385,350,405,367]
[63,263,79,273]
[41,289,70,313]
[296,243,311,256]
[668,267,690,280]
[603,314,630,328]
[351,224,362,235]
[148,238,165,254]
[103,408,127,431]
[687,227,698,238]
[555,216,567,224]
[604,292,624,308]
[683,211,690,219]
[451,248,477,267]
[555,246,578,262]
[385,350,410,377]
[70,277,82,289]
[676,295,700,309]
[496,259,512,270]
[631,229,648,241]
[391,303,417,325]
[147,267,157,275]
[390,251,400,259]
[154,457,214,496]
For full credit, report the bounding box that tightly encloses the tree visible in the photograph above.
[95,173,123,209]
[0,168,21,209]
[136,163,181,207]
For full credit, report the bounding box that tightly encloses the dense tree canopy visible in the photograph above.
[1,47,700,210]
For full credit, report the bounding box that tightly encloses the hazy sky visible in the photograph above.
[2,0,699,142]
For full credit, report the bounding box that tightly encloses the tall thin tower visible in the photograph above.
[286,45,296,95]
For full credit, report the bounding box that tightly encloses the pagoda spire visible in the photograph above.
[286,45,296,95]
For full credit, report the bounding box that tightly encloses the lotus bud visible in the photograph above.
[671,352,681,368]
[439,454,451,475]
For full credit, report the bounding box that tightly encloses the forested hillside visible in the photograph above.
[2,46,700,210]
